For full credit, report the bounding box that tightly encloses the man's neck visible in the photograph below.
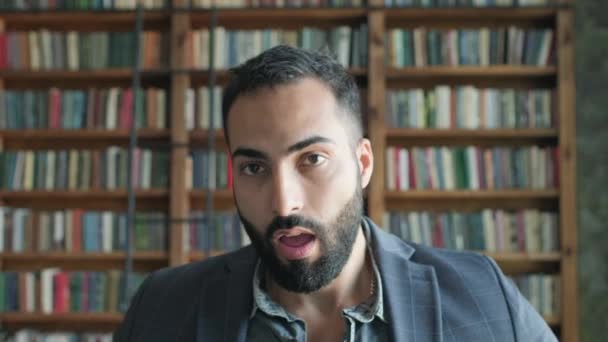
[265,226,373,317]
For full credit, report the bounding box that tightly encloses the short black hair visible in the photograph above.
[222,45,363,147]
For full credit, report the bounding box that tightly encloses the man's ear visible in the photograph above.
[356,138,374,189]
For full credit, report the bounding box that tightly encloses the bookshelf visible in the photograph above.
[0,1,577,341]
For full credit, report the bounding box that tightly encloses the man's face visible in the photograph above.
[227,77,373,293]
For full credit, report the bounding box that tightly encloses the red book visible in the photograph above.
[119,88,134,129]
[53,272,70,313]
[0,33,7,69]
[432,215,444,248]
[408,149,417,189]
[49,89,62,129]
[72,209,82,252]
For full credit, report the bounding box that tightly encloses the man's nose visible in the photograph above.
[270,167,303,217]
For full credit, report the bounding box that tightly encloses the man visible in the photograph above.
[114,45,557,342]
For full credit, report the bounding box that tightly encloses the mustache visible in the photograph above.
[265,215,324,240]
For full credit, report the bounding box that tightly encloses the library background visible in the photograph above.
[0,0,605,341]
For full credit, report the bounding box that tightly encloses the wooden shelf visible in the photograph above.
[0,129,170,150]
[189,129,227,148]
[544,315,561,327]
[386,66,556,88]
[0,190,169,211]
[188,67,367,86]
[0,252,168,272]
[385,190,559,211]
[0,312,123,331]
[384,7,558,27]
[188,8,367,29]
[485,251,562,263]
[0,69,170,88]
[189,190,234,211]
[0,11,170,31]
[386,128,559,146]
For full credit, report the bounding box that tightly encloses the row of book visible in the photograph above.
[0,31,169,70]
[185,86,223,130]
[0,270,146,313]
[188,150,232,190]
[386,27,554,67]
[8,330,111,342]
[386,87,555,129]
[189,0,365,7]
[0,0,167,10]
[1,148,170,190]
[385,0,555,6]
[187,211,250,253]
[383,209,559,252]
[0,209,167,253]
[188,25,368,69]
[0,88,168,130]
[385,146,559,191]
[0,0,557,10]
[510,274,560,317]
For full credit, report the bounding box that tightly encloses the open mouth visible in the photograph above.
[273,229,317,260]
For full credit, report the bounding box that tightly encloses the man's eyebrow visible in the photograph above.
[231,135,335,160]
[286,135,335,154]
[232,148,270,161]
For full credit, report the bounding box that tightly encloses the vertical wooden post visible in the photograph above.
[169,1,191,267]
[557,8,578,342]
[367,10,386,226]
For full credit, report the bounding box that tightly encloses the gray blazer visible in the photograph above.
[114,218,557,341]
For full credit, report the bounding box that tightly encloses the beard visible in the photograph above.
[237,185,364,294]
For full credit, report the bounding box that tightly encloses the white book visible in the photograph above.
[537,30,554,67]
[335,26,352,67]
[67,31,79,71]
[25,272,35,312]
[421,212,432,246]
[13,153,25,190]
[479,28,490,67]
[482,209,496,252]
[415,89,426,129]
[53,211,64,249]
[435,86,451,128]
[427,148,439,190]
[408,212,422,244]
[41,268,60,314]
[68,150,78,190]
[200,30,209,69]
[106,88,119,130]
[197,87,207,129]
[466,147,480,190]
[24,150,35,191]
[398,149,410,191]
[29,32,40,70]
[46,151,56,190]
[141,150,152,189]
[193,31,202,69]
[385,147,395,191]
[102,211,113,253]
[185,88,195,130]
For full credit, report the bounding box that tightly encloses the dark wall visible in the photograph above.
[575,0,608,340]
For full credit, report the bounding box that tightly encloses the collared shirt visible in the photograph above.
[246,222,389,342]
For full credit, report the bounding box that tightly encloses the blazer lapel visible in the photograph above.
[196,246,257,342]
[367,218,443,342]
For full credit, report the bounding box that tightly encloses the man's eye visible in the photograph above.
[241,163,265,176]
[303,154,327,166]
